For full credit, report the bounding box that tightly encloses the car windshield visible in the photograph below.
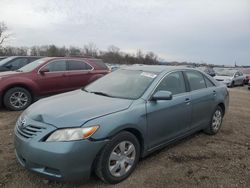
[215,69,235,77]
[84,69,158,99]
[19,58,49,72]
[0,56,16,66]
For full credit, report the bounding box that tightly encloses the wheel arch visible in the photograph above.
[217,102,225,116]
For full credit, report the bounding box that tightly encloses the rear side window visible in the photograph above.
[67,60,92,71]
[185,71,206,91]
[155,71,186,95]
[45,60,66,72]
[204,76,215,87]
[7,58,29,69]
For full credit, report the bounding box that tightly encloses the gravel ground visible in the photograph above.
[0,86,249,188]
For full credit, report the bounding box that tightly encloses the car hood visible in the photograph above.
[25,90,133,128]
[214,75,232,80]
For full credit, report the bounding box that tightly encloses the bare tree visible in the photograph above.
[0,22,10,47]
[83,42,98,57]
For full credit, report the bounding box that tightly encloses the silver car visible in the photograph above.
[214,69,245,87]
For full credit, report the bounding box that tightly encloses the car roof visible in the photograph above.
[122,64,196,73]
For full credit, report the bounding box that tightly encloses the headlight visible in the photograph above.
[46,125,99,142]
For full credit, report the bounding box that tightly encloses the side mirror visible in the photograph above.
[151,91,173,101]
[39,67,49,74]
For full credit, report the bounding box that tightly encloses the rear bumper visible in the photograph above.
[14,128,108,181]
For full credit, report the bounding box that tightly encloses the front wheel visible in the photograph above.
[3,87,32,111]
[95,131,140,184]
[204,106,223,135]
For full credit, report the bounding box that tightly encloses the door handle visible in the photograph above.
[213,90,216,96]
[185,98,191,105]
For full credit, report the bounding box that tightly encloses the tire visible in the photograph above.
[95,131,140,184]
[204,106,223,135]
[3,87,32,111]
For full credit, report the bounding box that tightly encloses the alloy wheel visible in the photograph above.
[108,141,136,177]
[9,92,28,109]
[212,109,222,131]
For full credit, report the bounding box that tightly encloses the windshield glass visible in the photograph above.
[0,56,16,66]
[84,69,158,99]
[215,69,235,77]
[19,58,49,72]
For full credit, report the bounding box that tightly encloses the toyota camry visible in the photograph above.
[14,65,229,184]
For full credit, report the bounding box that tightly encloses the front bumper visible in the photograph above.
[14,121,108,182]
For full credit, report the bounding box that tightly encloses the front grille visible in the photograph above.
[16,124,46,139]
[216,79,223,81]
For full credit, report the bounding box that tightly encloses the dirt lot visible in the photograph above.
[0,86,250,188]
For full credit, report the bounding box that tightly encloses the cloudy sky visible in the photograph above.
[0,0,249,65]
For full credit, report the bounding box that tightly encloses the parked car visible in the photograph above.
[196,66,216,77]
[0,56,43,72]
[0,56,7,61]
[242,69,250,84]
[0,57,109,110]
[244,75,250,84]
[214,69,245,87]
[14,65,229,183]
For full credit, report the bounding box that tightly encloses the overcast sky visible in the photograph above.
[0,0,249,65]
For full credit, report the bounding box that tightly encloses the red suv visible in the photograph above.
[0,57,110,110]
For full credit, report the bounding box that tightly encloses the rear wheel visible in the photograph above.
[204,106,223,135]
[3,87,32,111]
[95,131,140,184]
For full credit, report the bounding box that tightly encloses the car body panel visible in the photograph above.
[25,90,133,128]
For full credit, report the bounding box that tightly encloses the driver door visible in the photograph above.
[146,71,192,149]
[35,60,70,95]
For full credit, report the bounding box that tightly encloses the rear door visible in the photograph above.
[65,60,94,90]
[184,70,216,130]
[146,71,192,148]
[35,60,69,95]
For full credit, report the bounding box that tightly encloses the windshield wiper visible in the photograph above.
[90,91,113,97]
[15,70,23,72]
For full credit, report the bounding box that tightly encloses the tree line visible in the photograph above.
[0,44,160,65]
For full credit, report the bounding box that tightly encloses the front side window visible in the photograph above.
[67,60,92,71]
[185,71,206,91]
[45,60,66,72]
[155,72,186,95]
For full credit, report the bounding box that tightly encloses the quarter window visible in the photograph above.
[155,72,186,95]
[185,71,206,91]
[67,60,92,71]
[204,76,214,88]
[45,60,66,72]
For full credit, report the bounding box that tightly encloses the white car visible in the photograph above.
[214,69,245,87]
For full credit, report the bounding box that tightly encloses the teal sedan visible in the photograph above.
[14,65,229,184]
